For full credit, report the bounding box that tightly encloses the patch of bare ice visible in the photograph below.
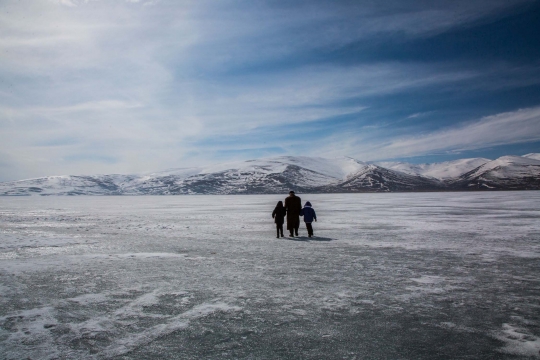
[410,275,445,284]
[67,293,109,305]
[437,322,477,333]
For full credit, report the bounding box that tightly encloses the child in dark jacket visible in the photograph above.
[300,201,317,237]
[272,201,286,238]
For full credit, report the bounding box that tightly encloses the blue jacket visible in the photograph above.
[300,206,316,223]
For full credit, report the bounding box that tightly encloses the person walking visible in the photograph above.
[284,191,302,237]
[300,201,317,237]
[272,201,286,238]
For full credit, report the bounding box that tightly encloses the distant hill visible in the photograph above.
[1,154,539,195]
[523,153,540,161]
[450,155,540,190]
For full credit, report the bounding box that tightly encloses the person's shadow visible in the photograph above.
[284,236,334,242]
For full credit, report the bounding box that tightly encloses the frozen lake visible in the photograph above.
[1,192,540,359]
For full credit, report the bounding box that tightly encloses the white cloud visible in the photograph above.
[338,107,540,161]
[0,0,538,181]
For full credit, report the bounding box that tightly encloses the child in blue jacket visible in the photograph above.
[300,201,317,237]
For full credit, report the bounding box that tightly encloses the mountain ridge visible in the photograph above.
[1,154,539,195]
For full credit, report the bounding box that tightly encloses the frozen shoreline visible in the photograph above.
[1,192,539,359]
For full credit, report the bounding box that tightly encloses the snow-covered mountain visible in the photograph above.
[376,158,491,179]
[0,174,137,196]
[1,154,539,195]
[319,164,444,193]
[451,155,540,190]
[523,153,540,161]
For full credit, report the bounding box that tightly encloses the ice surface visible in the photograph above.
[495,323,540,358]
[1,192,539,359]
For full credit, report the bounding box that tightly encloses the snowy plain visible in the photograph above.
[1,192,539,359]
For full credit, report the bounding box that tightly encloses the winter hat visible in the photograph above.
[305,201,312,207]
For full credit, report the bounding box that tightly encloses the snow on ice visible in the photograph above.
[0,192,539,359]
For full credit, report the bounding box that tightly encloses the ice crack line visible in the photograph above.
[100,302,242,358]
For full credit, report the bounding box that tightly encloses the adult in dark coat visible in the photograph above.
[284,191,302,236]
[272,201,286,238]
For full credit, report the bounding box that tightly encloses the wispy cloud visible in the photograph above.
[337,107,540,161]
[0,0,538,181]
[407,112,434,119]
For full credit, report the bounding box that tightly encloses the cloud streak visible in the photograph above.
[0,0,539,181]
[338,107,540,161]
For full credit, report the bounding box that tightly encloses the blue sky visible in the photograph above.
[1,0,540,181]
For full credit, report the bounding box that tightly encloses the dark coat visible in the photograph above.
[272,206,286,225]
[300,206,316,223]
[284,195,302,230]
